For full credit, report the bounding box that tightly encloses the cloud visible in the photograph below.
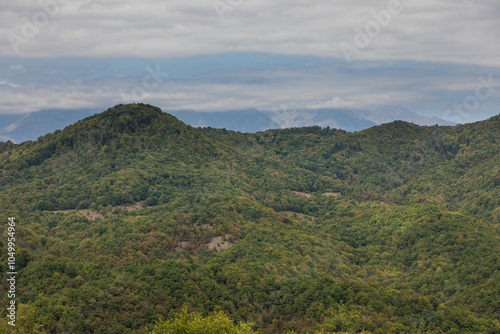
[1,0,499,67]
[0,81,21,88]
[0,55,498,124]
[1,0,499,122]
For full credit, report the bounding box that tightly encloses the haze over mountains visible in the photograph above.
[0,108,99,143]
[169,109,280,134]
[262,105,454,132]
[0,105,454,143]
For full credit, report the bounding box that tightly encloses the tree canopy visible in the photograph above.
[0,104,498,333]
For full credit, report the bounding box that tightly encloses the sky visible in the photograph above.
[1,0,499,123]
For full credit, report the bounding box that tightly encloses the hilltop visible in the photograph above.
[0,105,454,143]
[0,104,498,334]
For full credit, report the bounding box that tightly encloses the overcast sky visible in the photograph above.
[1,0,499,122]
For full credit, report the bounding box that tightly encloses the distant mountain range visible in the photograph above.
[0,108,99,143]
[354,105,456,127]
[165,105,454,133]
[262,105,455,130]
[0,105,454,143]
[169,109,280,133]
[262,108,376,132]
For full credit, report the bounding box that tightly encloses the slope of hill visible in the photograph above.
[0,104,498,334]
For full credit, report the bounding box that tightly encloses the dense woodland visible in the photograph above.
[0,104,499,333]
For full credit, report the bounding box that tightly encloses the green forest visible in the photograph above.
[0,103,499,333]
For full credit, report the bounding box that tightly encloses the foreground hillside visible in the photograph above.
[0,104,499,334]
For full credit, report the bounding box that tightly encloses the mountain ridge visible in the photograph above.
[0,105,455,143]
[0,104,498,334]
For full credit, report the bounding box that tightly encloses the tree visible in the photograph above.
[149,307,256,334]
[0,303,47,334]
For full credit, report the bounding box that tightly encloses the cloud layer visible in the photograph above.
[1,55,499,124]
[1,0,499,123]
[2,0,500,67]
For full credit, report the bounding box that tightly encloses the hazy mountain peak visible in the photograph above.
[359,105,455,126]
[0,104,458,143]
[169,108,280,133]
[0,108,99,143]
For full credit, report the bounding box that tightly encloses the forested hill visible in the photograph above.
[0,104,499,334]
